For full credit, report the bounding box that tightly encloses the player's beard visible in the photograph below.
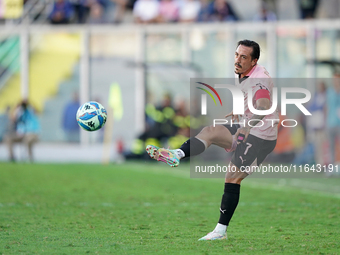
[234,64,242,74]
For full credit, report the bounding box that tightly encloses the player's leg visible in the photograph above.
[4,133,23,161]
[24,134,38,162]
[199,136,276,241]
[195,124,234,148]
[198,164,248,240]
[146,124,236,167]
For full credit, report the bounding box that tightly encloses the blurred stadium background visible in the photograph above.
[0,0,339,166]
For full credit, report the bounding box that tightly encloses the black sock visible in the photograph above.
[218,183,240,226]
[179,137,206,159]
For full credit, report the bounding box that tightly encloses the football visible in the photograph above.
[76,101,107,131]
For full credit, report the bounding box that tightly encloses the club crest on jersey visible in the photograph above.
[256,83,269,91]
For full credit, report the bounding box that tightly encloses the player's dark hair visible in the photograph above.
[237,40,260,60]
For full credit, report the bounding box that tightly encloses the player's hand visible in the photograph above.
[225,111,239,122]
[234,126,251,144]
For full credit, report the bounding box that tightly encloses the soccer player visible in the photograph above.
[146,40,279,240]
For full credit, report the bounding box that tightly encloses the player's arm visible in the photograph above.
[225,111,239,122]
[246,96,271,126]
[235,89,270,143]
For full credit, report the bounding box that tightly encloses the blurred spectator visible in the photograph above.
[69,0,90,23]
[62,93,80,143]
[48,0,74,24]
[127,93,177,158]
[88,1,105,23]
[4,100,40,162]
[318,0,340,19]
[94,0,116,23]
[143,93,177,141]
[298,0,319,19]
[306,82,327,165]
[168,98,190,149]
[197,0,212,22]
[326,73,340,164]
[111,0,137,24]
[179,0,201,23]
[208,0,239,22]
[159,0,179,23]
[133,0,160,24]
[0,106,11,142]
[173,97,190,135]
[111,0,126,23]
[253,2,277,21]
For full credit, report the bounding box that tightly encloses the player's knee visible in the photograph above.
[201,125,222,137]
[3,135,12,144]
[201,125,213,134]
[28,134,38,143]
[225,178,243,184]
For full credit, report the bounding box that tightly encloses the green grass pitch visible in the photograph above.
[0,162,339,254]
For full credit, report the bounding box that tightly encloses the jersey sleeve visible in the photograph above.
[255,89,270,100]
